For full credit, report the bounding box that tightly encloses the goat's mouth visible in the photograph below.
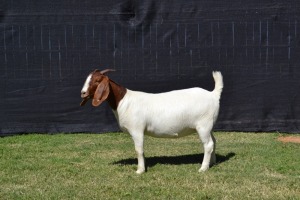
[80,97,90,106]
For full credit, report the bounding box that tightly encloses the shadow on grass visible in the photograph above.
[112,152,235,169]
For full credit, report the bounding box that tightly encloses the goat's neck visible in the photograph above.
[107,79,127,110]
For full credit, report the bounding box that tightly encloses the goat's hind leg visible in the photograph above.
[197,125,216,172]
[210,133,216,165]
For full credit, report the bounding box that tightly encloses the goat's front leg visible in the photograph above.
[130,131,145,174]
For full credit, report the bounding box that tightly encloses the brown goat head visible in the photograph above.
[80,69,115,107]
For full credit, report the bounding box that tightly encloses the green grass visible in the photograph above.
[0,132,299,199]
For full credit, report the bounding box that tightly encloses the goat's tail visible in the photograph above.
[212,71,223,99]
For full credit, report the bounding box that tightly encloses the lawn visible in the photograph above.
[0,132,299,199]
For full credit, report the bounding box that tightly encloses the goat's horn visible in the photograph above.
[100,69,116,74]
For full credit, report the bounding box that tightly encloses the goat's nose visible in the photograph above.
[81,92,87,98]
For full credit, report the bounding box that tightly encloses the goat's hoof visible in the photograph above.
[210,159,216,165]
[136,169,145,174]
[210,156,216,165]
[199,166,209,172]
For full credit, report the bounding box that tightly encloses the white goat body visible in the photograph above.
[114,87,220,138]
[81,70,223,174]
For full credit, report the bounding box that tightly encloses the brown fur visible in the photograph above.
[81,69,127,110]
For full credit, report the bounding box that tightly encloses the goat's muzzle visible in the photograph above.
[80,92,90,106]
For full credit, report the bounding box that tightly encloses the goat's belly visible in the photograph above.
[144,128,196,138]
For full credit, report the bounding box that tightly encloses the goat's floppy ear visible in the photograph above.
[92,77,110,107]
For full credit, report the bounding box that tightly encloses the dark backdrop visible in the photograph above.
[1,0,300,135]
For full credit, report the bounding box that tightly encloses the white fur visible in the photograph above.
[81,74,92,94]
[113,71,223,174]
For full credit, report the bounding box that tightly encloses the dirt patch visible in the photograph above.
[278,136,300,144]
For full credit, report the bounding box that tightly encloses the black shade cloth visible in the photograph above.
[1,0,300,136]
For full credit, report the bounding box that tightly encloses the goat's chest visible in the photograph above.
[112,110,131,132]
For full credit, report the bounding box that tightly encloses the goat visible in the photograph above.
[80,69,223,174]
